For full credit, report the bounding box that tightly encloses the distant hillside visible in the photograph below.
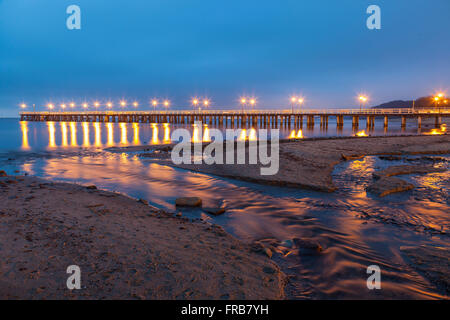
[372,96,448,109]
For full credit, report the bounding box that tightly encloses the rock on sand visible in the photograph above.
[175,197,202,207]
[366,176,414,197]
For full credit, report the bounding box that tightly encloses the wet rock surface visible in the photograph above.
[203,207,226,216]
[373,165,446,179]
[175,197,202,207]
[366,176,415,197]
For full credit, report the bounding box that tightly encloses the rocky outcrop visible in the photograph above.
[203,207,226,216]
[366,177,415,197]
[341,154,365,161]
[373,165,446,179]
[175,197,202,207]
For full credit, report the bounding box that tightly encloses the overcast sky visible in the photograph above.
[1,0,449,116]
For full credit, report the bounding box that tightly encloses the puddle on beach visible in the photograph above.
[0,119,449,299]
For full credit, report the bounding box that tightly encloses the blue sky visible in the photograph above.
[0,0,449,116]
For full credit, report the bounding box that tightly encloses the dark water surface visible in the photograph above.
[0,118,448,299]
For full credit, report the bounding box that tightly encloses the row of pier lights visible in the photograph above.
[18,92,449,112]
[18,93,449,131]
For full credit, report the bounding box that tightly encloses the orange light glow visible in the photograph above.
[82,103,88,109]
[20,121,30,150]
[82,122,90,147]
[20,103,27,109]
[289,129,304,139]
[120,123,128,144]
[94,122,102,147]
[151,124,159,144]
[424,125,446,135]
[163,123,170,143]
[120,100,126,107]
[70,122,77,146]
[48,103,54,110]
[203,125,211,142]
[107,102,113,108]
[289,130,296,139]
[238,129,247,141]
[133,101,139,107]
[61,122,68,147]
[192,124,200,143]
[248,128,257,141]
[133,123,140,145]
[48,122,56,148]
[355,130,368,137]
[94,102,100,108]
[107,123,114,146]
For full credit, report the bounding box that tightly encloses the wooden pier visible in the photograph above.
[20,108,449,129]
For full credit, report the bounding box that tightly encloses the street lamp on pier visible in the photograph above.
[203,99,210,112]
[240,98,247,112]
[192,98,199,111]
[298,97,304,112]
[359,96,368,111]
[163,100,170,111]
[151,99,158,111]
[249,98,256,111]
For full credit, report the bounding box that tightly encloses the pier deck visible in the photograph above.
[20,108,449,129]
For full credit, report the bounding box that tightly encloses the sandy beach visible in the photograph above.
[0,174,285,299]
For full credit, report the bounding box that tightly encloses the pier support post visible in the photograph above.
[435,116,442,127]
[401,116,406,127]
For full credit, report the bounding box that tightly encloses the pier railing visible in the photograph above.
[19,108,450,116]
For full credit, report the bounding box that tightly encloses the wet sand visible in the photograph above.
[114,134,450,192]
[0,174,285,299]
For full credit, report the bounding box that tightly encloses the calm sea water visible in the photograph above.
[0,117,447,152]
[0,118,448,299]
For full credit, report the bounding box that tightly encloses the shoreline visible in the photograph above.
[0,174,285,299]
[110,134,450,192]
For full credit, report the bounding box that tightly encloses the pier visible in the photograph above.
[20,108,449,129]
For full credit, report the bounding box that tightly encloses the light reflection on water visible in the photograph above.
[3,117,448,152]
[0,118,448,299]
[0,150,447,299]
